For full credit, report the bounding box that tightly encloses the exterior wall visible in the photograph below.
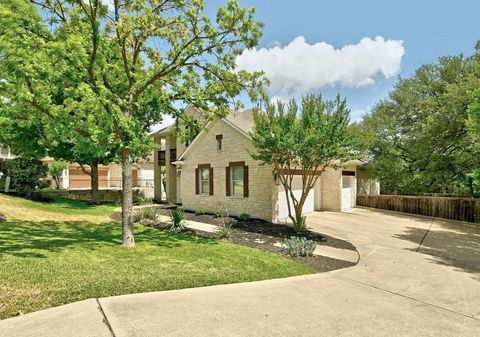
[139,162,154,188]
[357,166,380,195]
[320,167,342,211]
[153,136,163,200]
[165,133,177,202]
[180,120,275,221]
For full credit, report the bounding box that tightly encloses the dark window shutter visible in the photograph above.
[195,168,199,195]
[209,167,214,195]
[226,167,231,196]
[243,165,249,198]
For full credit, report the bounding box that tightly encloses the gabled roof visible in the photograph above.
[178,109,256,161]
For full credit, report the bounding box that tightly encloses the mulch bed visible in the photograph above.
[150,208,358,272]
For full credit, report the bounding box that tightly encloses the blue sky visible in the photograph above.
[211,0,480,120]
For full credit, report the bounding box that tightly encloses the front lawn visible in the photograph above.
[0,193,314,319]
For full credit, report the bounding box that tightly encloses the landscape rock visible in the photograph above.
[0,213,6,222]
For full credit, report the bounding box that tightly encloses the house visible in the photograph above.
[0,147,154,193]
[42,157,154,191]
[152,106,369,223]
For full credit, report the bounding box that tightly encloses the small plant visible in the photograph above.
[135,195,154,205]
[214,209,226,218]
[215,209,235,239]
[238,213,250,221]
[195,208,205,215]
[168,208,186,232]
[216,223,235,239]
[281,236,316,257]
[132,207,158,223]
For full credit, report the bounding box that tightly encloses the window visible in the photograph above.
[231,166,244,196]
[216,134,223,151]
[200,167,210,194]
[170,148,177,163]
[226,161,249,198]
[195,164,213,195]
[158,150,166,165]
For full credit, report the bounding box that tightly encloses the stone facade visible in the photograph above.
[180,119,276,221]
[152,108,367,222]
[320,167,342,211]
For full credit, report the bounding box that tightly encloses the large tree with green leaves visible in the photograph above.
[359,46,480,196]
[251,94,353,232]
[0,0,266,247]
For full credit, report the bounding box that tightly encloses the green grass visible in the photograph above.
[0,192,116,217]
[0,194,314,319]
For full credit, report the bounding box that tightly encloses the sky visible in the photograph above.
[156,0,480,129]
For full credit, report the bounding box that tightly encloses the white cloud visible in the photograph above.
[236,36,404,99]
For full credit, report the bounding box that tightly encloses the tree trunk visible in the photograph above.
[54,177,60,189]
[121,148,135,247]
[294,202,306,233]
[90,162,99,204]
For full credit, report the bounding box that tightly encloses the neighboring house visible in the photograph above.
[0,145,154,191]
[152,106,370,223]
[42,157,154,190]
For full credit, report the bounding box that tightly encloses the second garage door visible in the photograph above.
[277,176,315,221]
[69,168,108,189]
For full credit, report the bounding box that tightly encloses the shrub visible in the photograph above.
[195,209,205,215]
[216,223,235,239]
[48,161,67,189]
[281,236,316,257]
[4,158,48,194]
[215,210,235,239]
[37,179,52,189]
[134,195,153,205]
[132,207,158,223]
[214,209,226,218]
[238,213,250,221]
[168,208,186,232]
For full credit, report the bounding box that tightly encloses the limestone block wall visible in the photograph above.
[180,120,275,221]
[320,167,342,211]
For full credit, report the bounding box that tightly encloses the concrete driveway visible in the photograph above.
[1,208,479,336]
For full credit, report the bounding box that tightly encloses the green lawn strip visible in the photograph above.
[0,221,314,319]
[0,192,116,217]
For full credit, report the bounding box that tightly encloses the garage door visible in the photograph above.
[277,176,315,220]
[69,168,108,189]
[341,176,354,210]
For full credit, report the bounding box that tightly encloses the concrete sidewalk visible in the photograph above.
[1,208,479,336]
[2,272,478,337]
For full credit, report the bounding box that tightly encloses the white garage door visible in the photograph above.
[278,176,315,220]
[341,176,354,211]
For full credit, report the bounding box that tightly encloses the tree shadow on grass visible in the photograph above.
[0,220,218,258]
[393,220,480,279]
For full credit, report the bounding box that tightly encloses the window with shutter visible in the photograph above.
[197,164,212,195]
[227,161,249,198]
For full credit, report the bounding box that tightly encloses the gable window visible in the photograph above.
[216,134,223,151]
[226,161,249,198]
[195,164,213,195]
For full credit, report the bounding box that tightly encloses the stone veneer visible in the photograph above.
[180,119,276,221]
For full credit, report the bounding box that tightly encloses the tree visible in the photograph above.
[251,94,353,232]
[469,90,480,137]
[3,158,48,194]
[48,161,67,189]
[0,0,266,247]
[359,47,480,196]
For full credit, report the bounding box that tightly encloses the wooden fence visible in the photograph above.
[356,194,480,223]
